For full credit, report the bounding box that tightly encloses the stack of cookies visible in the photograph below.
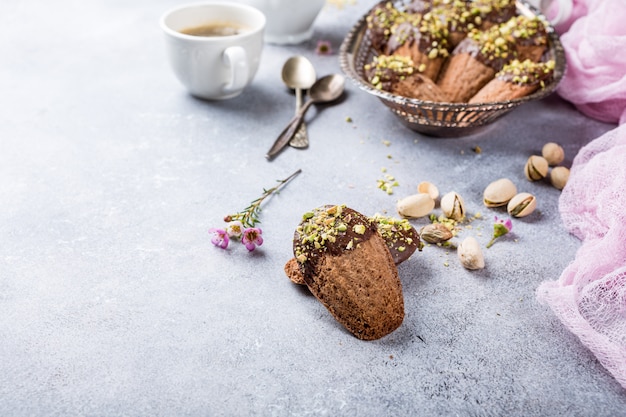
[363,0,556,104]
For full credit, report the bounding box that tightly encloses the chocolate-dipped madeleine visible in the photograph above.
[429,0,483,48]
[365,54,450,102]
[437,22,517,102]
[366,2,411,53]
[292,205,404,340]
[469,59,555,103]
[386,12,450,80]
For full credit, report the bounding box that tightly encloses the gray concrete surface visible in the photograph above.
[1,0,625,415]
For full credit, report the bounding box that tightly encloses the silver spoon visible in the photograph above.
[281,56,316,149]
[266,74,345,160]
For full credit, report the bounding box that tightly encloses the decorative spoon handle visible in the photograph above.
[266,99,314,160]
[289,88,309,149]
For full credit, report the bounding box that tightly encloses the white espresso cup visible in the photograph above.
[160,2,266,100]
[236,0,325,45]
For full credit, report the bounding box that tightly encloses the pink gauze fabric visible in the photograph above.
[537,0,626,390]
[553,0,626,124]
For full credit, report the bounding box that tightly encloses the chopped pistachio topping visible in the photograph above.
[468,23,516,63]
[353,224,366,235]
[294,205,371,263]
[370,213,421,252]
[367,2,409,31]
[501,15,548,43]
[498,59,555,86]
[365,54,416,90]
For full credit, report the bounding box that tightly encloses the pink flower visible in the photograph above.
[315,40,333,55]
[226,221,244,238]
[486,216,513,248]
[208,228,229,249]
[242,227,263,251]
[495,217,513,233]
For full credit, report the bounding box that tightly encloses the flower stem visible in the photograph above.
[225,169,302,228]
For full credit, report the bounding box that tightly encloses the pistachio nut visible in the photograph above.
[483,178,517,207]
[525,155,549,181]
[419,223,453,244]
[417,181,440,201]
[507,192,537,218]
[396,193,435,218]
[440,191,466,221]
[542,142,565,166]
[457,236,485,270]
[550,166,570,190]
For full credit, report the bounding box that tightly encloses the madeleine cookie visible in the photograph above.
[291,205,404,340]
[469,59,555,103]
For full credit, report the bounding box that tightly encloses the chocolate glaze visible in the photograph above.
[293,205,377,283]
[386,16,448,57]
[387,21,421,54]
[364,54,415,92]
[452,28,515,72]
[371,214,421,264]
[497,59,555,86]
[293,206,422,283]
[510,15,549,48]
[366,3,407,52]
[474,0,517,26]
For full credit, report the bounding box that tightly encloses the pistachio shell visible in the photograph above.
[440,191,465,221]
[507,192,537,218]
[525,155,549,181]
[542,142,565,166]
[417,181,440,201]
[396,193,435,218]
[483,178,517,207]
[419,223,453,244]
[457,236,485,270]
[550,166,570,190]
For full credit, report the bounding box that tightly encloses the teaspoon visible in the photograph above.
[281,56,317,149]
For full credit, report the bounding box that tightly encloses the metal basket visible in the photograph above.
[339,0,566,137]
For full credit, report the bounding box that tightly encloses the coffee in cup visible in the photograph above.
[180,22,249,37]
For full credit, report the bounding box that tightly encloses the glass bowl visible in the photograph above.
[338,0,566,137]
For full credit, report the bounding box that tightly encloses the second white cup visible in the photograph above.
[236,0,326,45]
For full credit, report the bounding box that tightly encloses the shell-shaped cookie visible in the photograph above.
[293,205,404,340]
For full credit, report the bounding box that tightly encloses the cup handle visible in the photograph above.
[222,46,249,94]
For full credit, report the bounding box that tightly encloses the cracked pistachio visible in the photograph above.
[419,223,453,244]
[440,191,466,221]
[507,192,537,218]
[397,193,435,219]
[542,142,565,166]
[457,236,485,270]
[483,178,517,208]
[417,181,439,201]
[525,155,549,181]
[550,166,570,190]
